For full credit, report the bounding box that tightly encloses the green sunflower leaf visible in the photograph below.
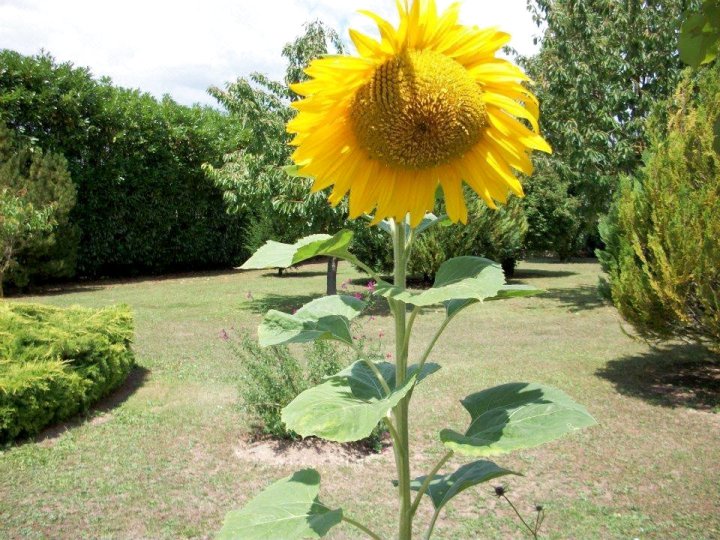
[282,360,439,442]
[376,257,506,311]
[240,230,361,270]
[258,295,366,347]
[440,383,597,457]
[409,460,521,511]
[445,285,542,318]
[679,4,720,68]
[217,469,342,540]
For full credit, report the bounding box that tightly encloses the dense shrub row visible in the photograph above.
[0,50,248,286]
[0,302,135,443]
[598,62,720,350]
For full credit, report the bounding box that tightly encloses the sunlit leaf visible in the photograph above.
[217,469,341,540]
[282,361,439,442]
[376,257,505,312]
[409,460,521,511]
[258,295,366,347]
[240,230,361,270]
[441,383,596,457]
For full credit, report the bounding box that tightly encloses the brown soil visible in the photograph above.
[233,435,393,467]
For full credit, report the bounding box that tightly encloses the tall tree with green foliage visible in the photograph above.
[520,0,699,257]
[597,61,719,350]
[0,125,74,294]
[205,21,361,294]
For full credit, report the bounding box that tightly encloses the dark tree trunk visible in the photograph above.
[501,258,517,279]
[326,257,339,295]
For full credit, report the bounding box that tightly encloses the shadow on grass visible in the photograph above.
[29,366,151,446]
[241,292,394,317]
[537,285,609,313]
[260,270,327,279]
[7,284,106,298]
[513,268,579,279]
[241,293,323,314]
[596,344,720,411]
[8,268,251,298]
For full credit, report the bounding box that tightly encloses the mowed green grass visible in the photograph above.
[1,259,718,539]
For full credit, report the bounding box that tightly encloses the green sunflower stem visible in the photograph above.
[391,219,413,540]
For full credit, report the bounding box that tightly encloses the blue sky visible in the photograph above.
[0,0,541,107]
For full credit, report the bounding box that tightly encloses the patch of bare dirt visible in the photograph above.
[233,435,393,467]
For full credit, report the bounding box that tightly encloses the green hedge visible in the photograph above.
[0,50,248,284]
[0,302,135,443]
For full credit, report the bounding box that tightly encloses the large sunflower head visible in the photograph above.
[287,0,551,227]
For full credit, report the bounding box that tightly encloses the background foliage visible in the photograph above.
[0,124,76,291]
[597,61,719,349]
[520,0,699,257]
[0,302,135,443]
[0,50,248,285]
[353,195,527,281]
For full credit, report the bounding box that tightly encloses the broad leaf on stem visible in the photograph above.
[441,383,597,457]
[679,1,720,68]
[240,230,361,270]
[258,295,365,347]
[409,460,521,511]
[446,284,542,317]
[282,361,440,442]
[376,257,512,319]
[217,469,341,540]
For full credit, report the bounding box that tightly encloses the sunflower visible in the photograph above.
[287,0,551,227]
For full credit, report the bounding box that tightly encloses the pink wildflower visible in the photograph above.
[366,280,376,292]
[378,330,385,338]
[386,352,393,359]
[354,292,363,300]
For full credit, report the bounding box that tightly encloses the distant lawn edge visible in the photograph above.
[0,302,135,444]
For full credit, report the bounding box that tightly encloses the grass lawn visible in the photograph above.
[1,258,718,539]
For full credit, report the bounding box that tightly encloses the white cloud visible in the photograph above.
[0,0,540,107]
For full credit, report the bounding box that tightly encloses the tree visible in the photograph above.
[597,61,719,350]
[0,125,70,295]
[205,21,361,294]
[520,0,699,256]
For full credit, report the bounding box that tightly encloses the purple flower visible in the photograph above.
[366,280,376,292]
[354,292,363,300]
